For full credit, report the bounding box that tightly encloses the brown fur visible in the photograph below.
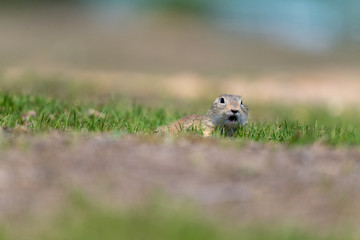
[156,94,248,137]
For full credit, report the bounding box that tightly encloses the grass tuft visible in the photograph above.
[0,93,360,146]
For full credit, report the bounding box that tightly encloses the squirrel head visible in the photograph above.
[209,94,248,128]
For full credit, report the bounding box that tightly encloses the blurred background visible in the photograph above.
[0,0,360,109]
[2,2,360,236]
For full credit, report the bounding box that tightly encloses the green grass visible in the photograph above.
[0,93,178,134]
[7,193,356,240]
[233,121,360,146]
[1,92,360,146]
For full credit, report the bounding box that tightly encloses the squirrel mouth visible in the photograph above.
[228,115,238,122]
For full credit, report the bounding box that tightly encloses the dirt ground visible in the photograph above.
[1,132,360,231]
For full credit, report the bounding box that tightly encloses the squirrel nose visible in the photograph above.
[231,109,239,114]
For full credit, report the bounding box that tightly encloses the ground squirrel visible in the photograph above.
[156,94,248,137]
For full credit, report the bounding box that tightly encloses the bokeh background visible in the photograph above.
[2,2,360,238]
[1,0,360,111]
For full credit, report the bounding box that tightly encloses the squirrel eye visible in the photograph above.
[240,100,243,105]
[220,97,225,103]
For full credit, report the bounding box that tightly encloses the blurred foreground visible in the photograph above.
[1,134,360,239]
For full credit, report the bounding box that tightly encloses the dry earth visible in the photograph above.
[3,67,360,109]
[1,132,360,231]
